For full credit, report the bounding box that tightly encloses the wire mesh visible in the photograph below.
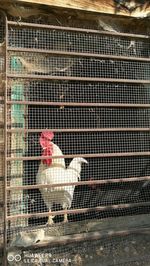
[7,80,150,104]
[6,106,150,129]
[7,51,150,80]
[8,26,150,58]
[6,131,150,157]
[1,9,150,266]
[7,6,150,36]
[6,16,150,224]
[6,155,150,185]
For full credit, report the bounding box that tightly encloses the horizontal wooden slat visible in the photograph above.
[5,1,150,19]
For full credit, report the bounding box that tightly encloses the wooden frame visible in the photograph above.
[2,0,150,18]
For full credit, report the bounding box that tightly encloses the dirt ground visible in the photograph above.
[5,214,150,266]
[7,232,150,266]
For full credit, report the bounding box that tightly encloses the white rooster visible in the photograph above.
[36,131,65,224]
[37,156,88,224]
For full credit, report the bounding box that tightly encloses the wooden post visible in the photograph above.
[10,57,27,228]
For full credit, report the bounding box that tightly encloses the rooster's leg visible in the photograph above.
[47,216,54,225]
[64,212,68,223]
[47,209,54,225]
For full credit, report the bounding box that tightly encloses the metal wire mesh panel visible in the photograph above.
[7,80,150,104]
[5,132,150,156]
[7,51,150,79]
[6,19,150,221]
[1,10,150,266]
[8,26,150,58]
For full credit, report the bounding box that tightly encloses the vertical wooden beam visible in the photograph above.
[9,59,27,228]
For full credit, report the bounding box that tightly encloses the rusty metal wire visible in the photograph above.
[8,25,150,58]
[7,51,150,80]
[5,17,150,223]
[7,80,150,104]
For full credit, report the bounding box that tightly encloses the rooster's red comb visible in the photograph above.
[40,131,54,148]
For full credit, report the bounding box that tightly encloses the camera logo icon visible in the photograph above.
[7,254,22,262]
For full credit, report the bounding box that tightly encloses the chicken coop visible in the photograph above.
[0,0,150,265]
